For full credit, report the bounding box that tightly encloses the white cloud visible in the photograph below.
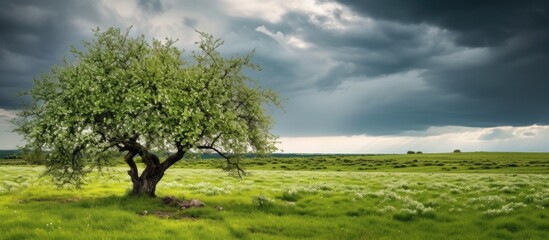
[222,0,288,22]
[92,0,230,50]
[225,0,364,30]
[99,0,138,18]
[278,125,549,153]
[255,25,309,49]
[0,108,17,121]
[0,108,21,150]
[305,2,367,30]
[0,122,21,149]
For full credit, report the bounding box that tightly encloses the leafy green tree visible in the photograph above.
[15,27,280,197]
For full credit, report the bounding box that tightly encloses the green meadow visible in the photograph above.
[1,152,548,239]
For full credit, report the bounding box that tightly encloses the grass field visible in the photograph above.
[1,152,548,239]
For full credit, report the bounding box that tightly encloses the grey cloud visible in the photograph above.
[183,17,197,28]
[0,0,104,109]
[137,0,165,13]
[335,0,549,47]
[221,2,549,136]
[522,131,536,137]
[423,32,549,127]
[299,0,549,134]
[250,11,454,88]
[479,128,514,140]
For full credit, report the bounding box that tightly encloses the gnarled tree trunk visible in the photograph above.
[130,175,164,197]
[130,172,164,197]
[129,153,163,197]
[123,147,185,197]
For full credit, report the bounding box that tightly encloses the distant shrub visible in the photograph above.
[450,188,461,194]
[393,211,415,222]
[2,154,19,159]
[346,208,369,217]
[407,151,415,154]
[253,195,274,208]
[279,189,302,202]
[453,149,461,153]
[22,149,46,165]
[496,222,523,233]
[421,207,436,219]
[416,151,423,154]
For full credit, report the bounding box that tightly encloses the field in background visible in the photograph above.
[1,152,548,239]
[181,152,549,173]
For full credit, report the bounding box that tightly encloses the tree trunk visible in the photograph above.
[130,171,164,197]
[130,153,165,197]
[123,146,185,197]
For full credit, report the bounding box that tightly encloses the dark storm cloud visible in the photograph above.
[287,0,549,135]
[215,16,324,92]
[246,11,456,91]
[226,12,436,92]
[335,0,549,47]
[263,12,436,88]
[0,0,103,109]
[208,1,549,135]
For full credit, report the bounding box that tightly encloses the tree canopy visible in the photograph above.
[15,27,280,196]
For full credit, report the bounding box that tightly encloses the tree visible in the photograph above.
[15,27,280,197]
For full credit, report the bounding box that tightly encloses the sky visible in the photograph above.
[1,0,548,153]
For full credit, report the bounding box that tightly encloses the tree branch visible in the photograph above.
[197,145,245,178]
[197,145,229,159]
[160,149,185,171]
[124,150,140,183]
[210,133,222,146]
